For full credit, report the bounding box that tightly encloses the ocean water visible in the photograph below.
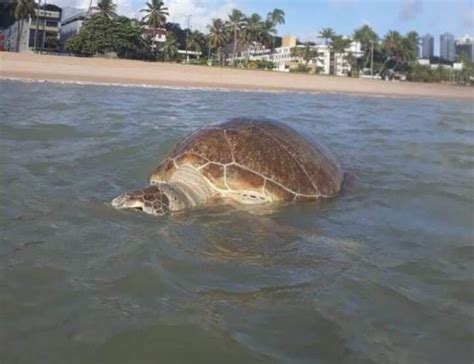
[0,80,473,364]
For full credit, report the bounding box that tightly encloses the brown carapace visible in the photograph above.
[112,118,344,215]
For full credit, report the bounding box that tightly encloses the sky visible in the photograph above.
[57,0,474,55]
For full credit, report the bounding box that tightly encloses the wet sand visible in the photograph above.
[1,52,472,100]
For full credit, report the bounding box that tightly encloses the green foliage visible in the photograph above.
[97,0,117,19]
[290,64,311,73]
[65,14,152,59]
[291,43,320,65]
[319,27,335,45]
[187,30,206,54]
[330,35,352,53]
[406,64,451,83]
[234,59,274,70]
[140,0,168,28]
[160,33,179,61]
[44,35,59,51]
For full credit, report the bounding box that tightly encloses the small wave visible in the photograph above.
[0,76,437,101]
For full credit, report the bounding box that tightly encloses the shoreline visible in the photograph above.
[1,52,473,100]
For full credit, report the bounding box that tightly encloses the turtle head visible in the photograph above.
[111,185,170,216]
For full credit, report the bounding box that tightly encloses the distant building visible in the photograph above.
[440,33,455,61]
[142,26,167,50]
[59,7,99,50]
[5,3,61,52]
[237,38,363,76]
[421,33,434,59]
[281,35,296,48]
[455,34,474,62]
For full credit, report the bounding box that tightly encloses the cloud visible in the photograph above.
[398,0,423,21]
[53,0,136,18]
[165,0,235,31]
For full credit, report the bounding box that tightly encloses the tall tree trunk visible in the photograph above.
[232,27,237,66]
[33,0,40,52]
[16,20,23,52]
[41,0,46,53]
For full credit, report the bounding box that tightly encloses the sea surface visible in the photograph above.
[0,80,473,364]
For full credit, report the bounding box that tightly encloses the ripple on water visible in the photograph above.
[0,80,473,364]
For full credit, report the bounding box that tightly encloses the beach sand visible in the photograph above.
[1,52,472,100]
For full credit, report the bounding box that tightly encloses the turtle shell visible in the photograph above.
[150,118,343,202]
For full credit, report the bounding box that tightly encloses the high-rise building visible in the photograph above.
[440,33,455,61]
[421,34,434,59]
[455,34,474,62]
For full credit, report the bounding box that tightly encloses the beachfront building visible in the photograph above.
[421,33,434,59]
[143,26,167,50]
[455,34,474,62]
[440,33,455,61]
[237,35,362,76]
[417,58,463,70]
[5,3,62,52]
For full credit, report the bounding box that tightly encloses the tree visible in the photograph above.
[140,0,168,28]
[266,8,285,50]
[187,29,206,57]
[65,14,148,59]
[403,31,419,63]
[14,0,36,52]
[207,18,227,64]
[330,35,351,53]
[97,0,116,19]
[319,27,335,45]
[291,43,321,68]
[160,33,179,61]
[353,24,379,69]
[227,8,245,65]
[242,13,264,45]
[328,35,351,75]
[382,31,418,73]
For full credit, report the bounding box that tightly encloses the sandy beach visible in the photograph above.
[1,52,472,100]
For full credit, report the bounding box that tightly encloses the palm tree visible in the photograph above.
[140,0,168,29]
[267,8,285,27]
[266,8,285,49]
[291,43,320,67]
[161,33,179,61]
[328,35,351,75]
[207,18,227,64]
[330,35,351,53]
[227,8,244,65]
[140,0,168,51]
[187,30,206,58]
[352,24,379,71]
[97,0,116,19]
[319,27,335,45]
[404,31,419,62]
[381,30,405,74]
[241,13,264,48]
[14,0,36,52]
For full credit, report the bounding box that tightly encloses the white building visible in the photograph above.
[236,35,363,76]
[5,4,62,52]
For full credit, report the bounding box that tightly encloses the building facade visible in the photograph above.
[440,33,455,61]
[59,7,99,50]
[421,33,434,59]
[5,4,61,52]
[237,36,362,76]
[455,34,474,62]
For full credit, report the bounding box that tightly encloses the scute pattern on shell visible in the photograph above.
[150,118,343,201]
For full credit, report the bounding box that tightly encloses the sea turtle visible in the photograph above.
[111,118,343,216]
